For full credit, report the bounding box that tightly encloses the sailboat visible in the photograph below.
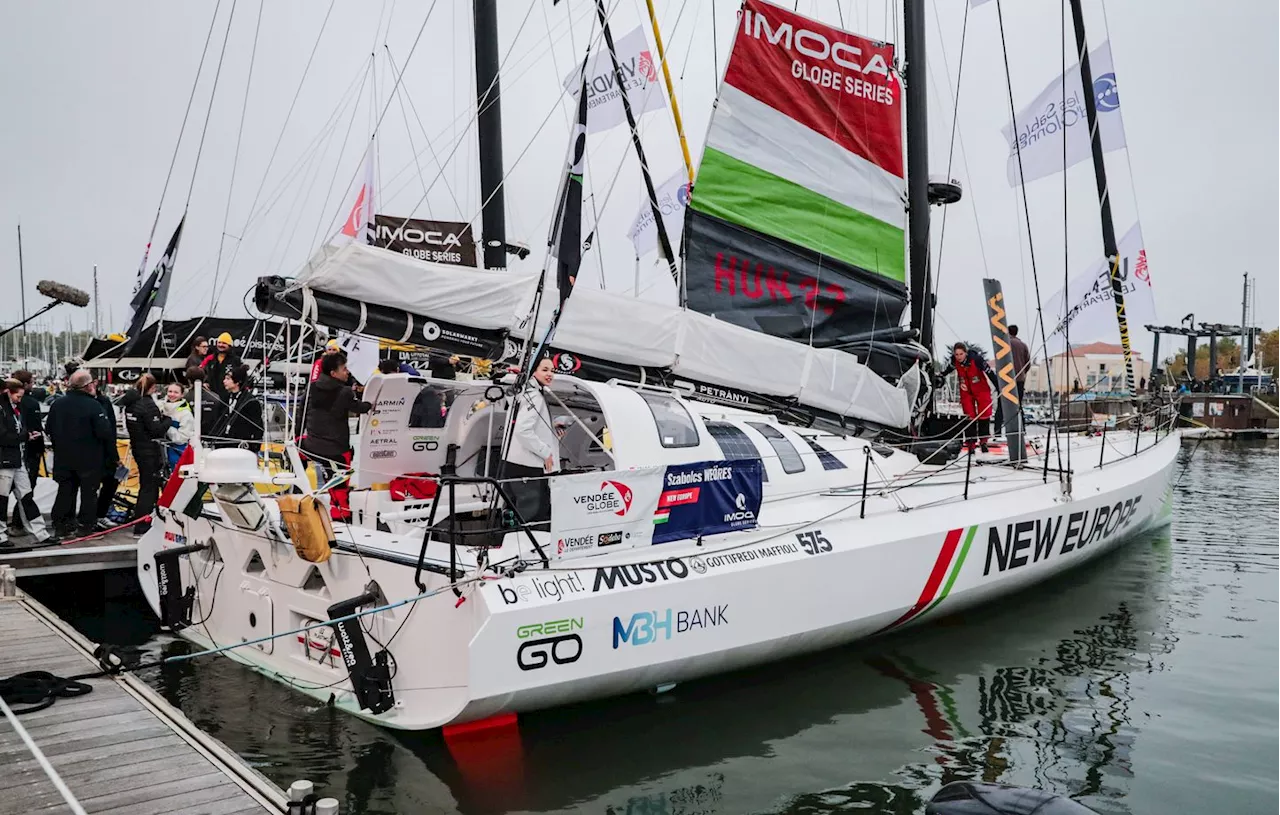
[134,0,1180,731]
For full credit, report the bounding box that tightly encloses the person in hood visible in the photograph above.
[301,353,371,476]
[7,370,46,535]
[46,370,115,537]
[218,364,263,452]
[0,378,52,545]
[501,355,561,524]
[201,332,241,399]
[940,342,998,452]
[120,374,172,536]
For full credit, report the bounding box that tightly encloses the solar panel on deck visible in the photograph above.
[706,422,768,483]
[799,435,848,471]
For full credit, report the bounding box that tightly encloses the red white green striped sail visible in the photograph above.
[693,0,905,280]
[683,0,908,349]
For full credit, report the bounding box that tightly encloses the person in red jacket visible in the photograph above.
[942,342,997,452]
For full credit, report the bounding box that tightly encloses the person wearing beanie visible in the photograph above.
[201,332,241,399]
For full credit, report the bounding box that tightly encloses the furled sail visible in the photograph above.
[683,0,908,348]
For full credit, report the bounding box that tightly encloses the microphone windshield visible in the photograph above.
[37,280,90,308]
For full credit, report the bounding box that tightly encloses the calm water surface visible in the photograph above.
[26,441,1278,815]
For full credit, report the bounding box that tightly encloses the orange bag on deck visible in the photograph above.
[277,494,335,564]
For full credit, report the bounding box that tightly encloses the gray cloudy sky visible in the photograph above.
[1,0,1275,365]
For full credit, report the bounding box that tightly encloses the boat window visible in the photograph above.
[706,422,768,483]
[747,423,805,474]
[799,435,848,471]
[637,391,700,448]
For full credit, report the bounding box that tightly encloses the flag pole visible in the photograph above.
[644,0,694,184]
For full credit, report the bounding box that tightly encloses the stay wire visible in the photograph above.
[183,0,240,211]
[210,0,264,314]
[995,0,1059,465]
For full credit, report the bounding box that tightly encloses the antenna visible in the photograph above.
[93,265,101,335]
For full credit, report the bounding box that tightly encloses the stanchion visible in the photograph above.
[860,447,871,519]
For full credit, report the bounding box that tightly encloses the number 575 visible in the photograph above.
[796,530,831,555]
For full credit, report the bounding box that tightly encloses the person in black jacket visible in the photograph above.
[120,373,172,535]
[218,365,263,452]
[202,332,242,399]
[7,370,46,534]
[0,378,53,544]
[46,370,115,537]
[184,335,209,374]
[301,354,371,476]
[91,377,122,528]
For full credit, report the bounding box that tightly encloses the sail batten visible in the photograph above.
[684,0,908,348]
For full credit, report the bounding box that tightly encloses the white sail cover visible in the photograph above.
[297,243,538,330]
[293,243,909,428]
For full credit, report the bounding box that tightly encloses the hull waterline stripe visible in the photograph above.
[878,526,964,632]
[921,525,978,618]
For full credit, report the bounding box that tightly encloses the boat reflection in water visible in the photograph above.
[402,525,1175,815]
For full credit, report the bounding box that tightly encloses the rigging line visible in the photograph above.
[995,1,1058,425]
[385,47,463,218]
[218,0,337,300]
[141,0,223,264]
[303,60,375,263]
[210,0,264,314]
[1061,0,1070,476]
[928,0,971,298]
[375,3,593,210]
[183,0,240,211]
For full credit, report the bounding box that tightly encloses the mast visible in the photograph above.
[473,0,508,270]
[903,0,933,356]
[1069,0,1135,394]
[16,223,27,364]
[1239,273,1248,384]
[593,0,679,286]
[93,265,101,335]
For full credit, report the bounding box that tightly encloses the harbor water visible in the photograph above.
[23,440,1278,815]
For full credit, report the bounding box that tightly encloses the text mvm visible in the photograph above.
[984,496,1143,576]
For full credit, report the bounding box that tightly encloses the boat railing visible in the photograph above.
[412,467,550,598]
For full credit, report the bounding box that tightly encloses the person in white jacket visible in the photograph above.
[161,382,196,472]
[502,356,560,523]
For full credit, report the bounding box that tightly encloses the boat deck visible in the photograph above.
[0,593,286,815]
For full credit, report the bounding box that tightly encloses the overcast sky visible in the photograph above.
[1,0,1275,366]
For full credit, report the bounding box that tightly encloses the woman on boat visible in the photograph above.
[120,374,173,535]
[941,342,997,452]
[502,355,560,524]
[218,365,263,453]
[161,382,195,472]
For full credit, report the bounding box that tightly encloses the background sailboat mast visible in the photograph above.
[474,0,508,270]
[16,224,28,364]
[903,0,933,357]
[1069,0,1135,394]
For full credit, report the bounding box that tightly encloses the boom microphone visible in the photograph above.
[37,280,91,308]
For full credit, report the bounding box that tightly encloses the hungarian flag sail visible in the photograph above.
[118,215,185,358]
[683,0,908,347]
[550,59,590,307]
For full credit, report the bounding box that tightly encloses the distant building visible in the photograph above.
[1024,342,1151,394]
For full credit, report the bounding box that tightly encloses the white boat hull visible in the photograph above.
[136,432,1179,731]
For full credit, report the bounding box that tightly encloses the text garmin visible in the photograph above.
[741,7,894,104]
[612,605,729,648]
[594,558,690,592]
[984,497,1143,576]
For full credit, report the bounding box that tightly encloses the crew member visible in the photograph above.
[219,365,264,452]
[301,353,371,479]
[202,333,241,399]
[46,370,115,538]
[941,342,997,452]
[0,379,52,544]
[502,356,560,524]
[120,374,173,536]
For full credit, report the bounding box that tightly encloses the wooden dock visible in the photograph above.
[0,529,137,577]
[0,592,287,815]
